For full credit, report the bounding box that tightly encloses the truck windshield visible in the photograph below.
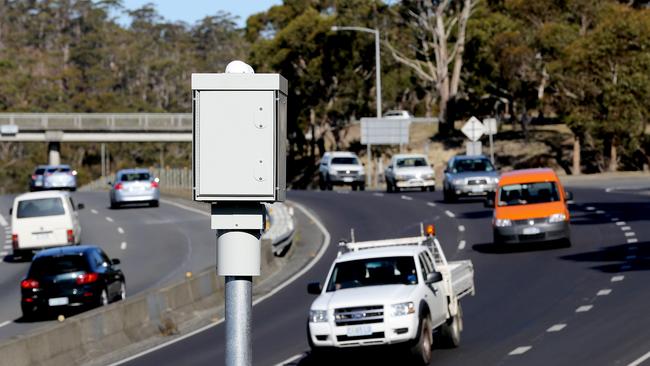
[331,157,359,165]
[453,158,494,172]
[498,182,560,206]
[326,256,417,292]
[17,198,65,218]
[396,158,427,167]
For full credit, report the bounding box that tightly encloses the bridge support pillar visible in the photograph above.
[48,141,61,165]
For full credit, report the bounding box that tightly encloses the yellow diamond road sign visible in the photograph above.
[461,116,485,142]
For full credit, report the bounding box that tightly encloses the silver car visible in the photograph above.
[443,155,499,202]
[42,165,77,191]
[109,169,160,208]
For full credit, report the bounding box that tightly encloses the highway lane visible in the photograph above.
[0,191,216,341]
[122,185,650,366]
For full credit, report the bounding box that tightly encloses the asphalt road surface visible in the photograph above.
[118,182,650,366]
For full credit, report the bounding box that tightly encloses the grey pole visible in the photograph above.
[489,131,495,165]
[101,143,106,182]
[225,275,252,366]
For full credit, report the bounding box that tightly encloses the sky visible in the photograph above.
[118,0,283,27]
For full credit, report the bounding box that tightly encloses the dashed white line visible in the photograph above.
[445,210,456,218]
[458,240,466,250]
[427,202,436,207]
[586,206,596,211]
[105,217,114,222]
[576,305,593,313]
[616,221,626,226]
[597,289,612,296]
[458,225,465,232]
[611,275,625,282]
[91,209,98,214]
[621,226,631,231]
[0,214,7,227]
[117,227,124,234]
[509,346,532,356]
[373,193,384,197]
[596,210,605,214]
[626,255,637,260]
[273,353,305,366]
[120,242,127,250]
[0,320,11,328]
[401,195,413,201]
[628,350,650,366]
[625,232,636,237]
[546,324,567,332]
[628,238,638,244]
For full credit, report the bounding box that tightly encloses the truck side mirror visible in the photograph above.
[426,272,443,284]
[8,208,12,215]
[77,203,85,210]
[307,282,322,295]
[111,258,121,266]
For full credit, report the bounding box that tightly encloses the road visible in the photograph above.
[118,183,650,366]
[0,192,215,341]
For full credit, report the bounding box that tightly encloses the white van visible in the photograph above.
[11,191,83,259]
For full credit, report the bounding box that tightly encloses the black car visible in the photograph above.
[21,245,125,319]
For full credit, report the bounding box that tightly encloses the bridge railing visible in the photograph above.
[0,113,192,131]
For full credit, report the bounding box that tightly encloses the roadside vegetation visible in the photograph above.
[0,0,648,192]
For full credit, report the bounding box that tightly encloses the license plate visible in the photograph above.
[33,233,51,240]
[48,297,69,306]
[523,227,541,235]
[471,186,483,193]
[346,325,372,337]
[343,177,354,182]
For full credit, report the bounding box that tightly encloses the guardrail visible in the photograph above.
[0,113,192,131]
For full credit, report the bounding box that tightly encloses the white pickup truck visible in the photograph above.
[307,227,475,364]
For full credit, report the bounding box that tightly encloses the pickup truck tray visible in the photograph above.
[447,260,475,299]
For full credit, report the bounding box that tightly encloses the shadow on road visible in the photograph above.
[560,241,650,273]
[289,346,445,366]
[473,240,569,254]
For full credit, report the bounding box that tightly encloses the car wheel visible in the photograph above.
[110,201,119,209]
[438,303,462,348]
[351,184,358,191]
[428,186,436,192]
[411,316,433,365]
[21,306,38,321]
[150,200,159,207]
[318,175,326,190]
[359,183,365,191]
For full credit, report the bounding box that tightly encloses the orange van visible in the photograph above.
[485,168,572,245]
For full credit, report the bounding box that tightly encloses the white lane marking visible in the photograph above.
[3,245,10,250]
[628,350,650,366]
[627,238,639,244]
[108,200,331,366]
[586,206,596,211]
[458,225,465,232]
[427,202,436,207]
[509,346,532,356]
[612,218,620,222]
[621,226,631,231]
[0,214,7,227]
[373,193,384,197]
[611,275,625,282]
[117,227,124,234]
[0,320,11,328]
[625,232,636,237]
[0,251,7,256]
[576,305,593,313]
[160,199,209,217]
[458,240,466,250]
[622,264,632,270]
[616,221,626,226]
[596,210,605,214]
[445,210,456,218]
[120,242,127,250]
[91,209,98,214]
[273,353,305,366]
[105,217,114,222]
[626,255,637,260]
[597,289,612,296]
[546,323,567,332]
[401,195,413,201]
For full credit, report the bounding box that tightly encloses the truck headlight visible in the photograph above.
[391,302,415,316]
[548,213,567,223]
[494,218,512,227]
[309,310,328,323]
[329,169,338,176]
[452,178,464,185]
[421,173,434,180]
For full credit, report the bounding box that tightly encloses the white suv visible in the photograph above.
[318,152,366,190]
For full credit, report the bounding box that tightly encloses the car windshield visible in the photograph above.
[17,198,65,218]
[331,157,359,165]
[396,158,428,168]
[120,172,151,182]
[453,159,494,173]
[498,182,560,206]
[34,168,45,175]
[326,256,417,292]
[46,167,71,173]
[29,255,88,277]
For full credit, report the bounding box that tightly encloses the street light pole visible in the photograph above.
[331,25,382,188]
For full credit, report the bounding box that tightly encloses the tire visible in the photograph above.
[110,201,119,209]
[411,316,433,365]
[386,182,393,193]
[150,200,159,207]
[351,184,358,191]
[438,303,462,348]
[421,187,427,192]
[358,183,365,191]
[428,186,436,192]
[443,188,456,203]
[319,175,326,191]
[21,306,38,321]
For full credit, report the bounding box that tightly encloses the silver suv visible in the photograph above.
[443,155,499,202]
[318,152,365,190]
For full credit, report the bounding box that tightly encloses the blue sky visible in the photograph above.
[118,0,282,27]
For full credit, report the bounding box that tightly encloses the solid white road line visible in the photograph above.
[445,210,456,218]
[0,320,12,328]
[621,226,631,231]
[91,209,98,214]
[0,214,7,227]
[509,346,532,355]
[625,232,636,237]
[273,353,305,366]
[546,324,567,332]
[117,227,124,234]
[120,242,127,250]
[105,217,114,222]
[628,350,650,366]
[160,199,209,217]
[427,202,436,207]
[458,240,466,250]
[401,195,413,201]
[611,275,625,282]
[616,221,626,226]
[576,305,593,313]
[458,225,465,232]
[597,289,612,296]
[108,200,331,366]
[628,238,639,244]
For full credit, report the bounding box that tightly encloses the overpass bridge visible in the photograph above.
[0,113,192,164]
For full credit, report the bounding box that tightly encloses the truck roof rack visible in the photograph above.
[339,236,431,253]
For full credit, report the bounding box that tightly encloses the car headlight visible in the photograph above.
[329,169,338,176]
[548,213,567,223]
[492,177,500,184]
[309,310,328,323]
[494,218,512,227]
[396,174,408,181]
[391,302,416,317]
[421,173,434,180]
[452,178,464,185]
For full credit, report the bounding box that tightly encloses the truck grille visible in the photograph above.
[514,218,546,226]
[336,170,359,176]
[468,179,488,185]
[334,305,384,326]
[337,332,385,342]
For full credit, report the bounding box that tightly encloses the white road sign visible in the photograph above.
[466,141,483,156]
[461,116,485,142]
[361,117,410,145]
[483,118,498,135]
